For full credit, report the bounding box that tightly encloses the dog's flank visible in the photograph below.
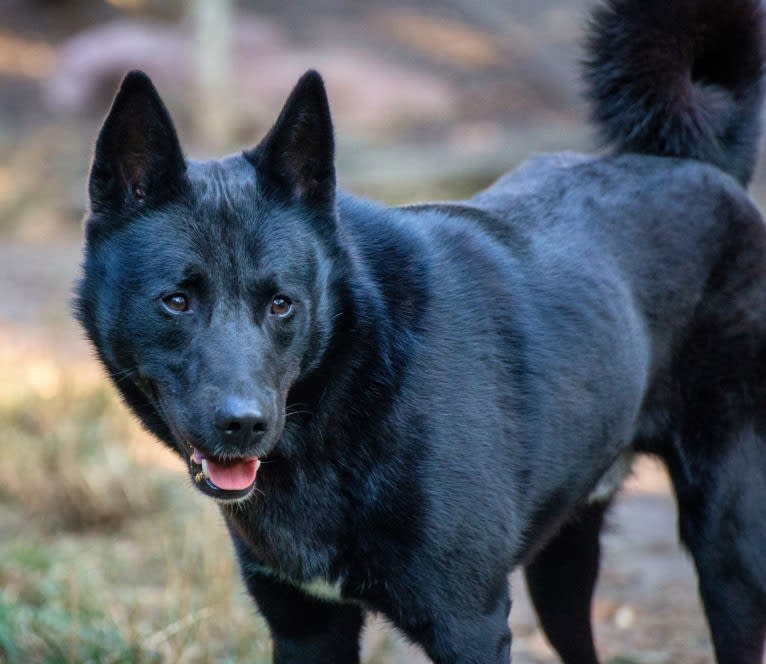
[76,0,766,663]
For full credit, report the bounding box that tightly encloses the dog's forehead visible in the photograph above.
[130,155,320,285]
[183,156,281,247]
[186,155,259,201]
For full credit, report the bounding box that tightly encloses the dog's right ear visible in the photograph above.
[88,71,186,214]
[244,70,335,209]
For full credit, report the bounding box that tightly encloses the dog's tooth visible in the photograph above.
[201,458,209,479]
[255,458,261,471]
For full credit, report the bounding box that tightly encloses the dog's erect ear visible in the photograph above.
[245,70,335,207]
[89,71,186,213]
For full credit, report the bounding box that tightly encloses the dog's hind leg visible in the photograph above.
[666,424,766,664]
[524,500,608,664]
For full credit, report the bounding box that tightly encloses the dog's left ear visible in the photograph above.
[245,70,335,208]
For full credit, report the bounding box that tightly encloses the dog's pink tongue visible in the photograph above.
[206,457,258,491]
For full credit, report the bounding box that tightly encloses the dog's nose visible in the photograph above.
[214,398,268,445]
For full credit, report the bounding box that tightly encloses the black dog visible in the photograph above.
[75,0,766,661]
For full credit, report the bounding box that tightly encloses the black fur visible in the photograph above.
[75,1,766,662]
[585,0,765,185]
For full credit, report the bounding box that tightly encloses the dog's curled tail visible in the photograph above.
[584,0,765,186]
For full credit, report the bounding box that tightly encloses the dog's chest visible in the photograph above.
[226,480,352,590]
[255,563,346,601]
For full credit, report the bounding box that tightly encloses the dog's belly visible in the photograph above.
[587,450,635,503]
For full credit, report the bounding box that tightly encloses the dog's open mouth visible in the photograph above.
[189,447,260,500]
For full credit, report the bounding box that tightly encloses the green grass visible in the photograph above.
[0,521,275,663]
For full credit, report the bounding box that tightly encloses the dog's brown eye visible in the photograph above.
[162,293,190,313]
[270,295,293,317]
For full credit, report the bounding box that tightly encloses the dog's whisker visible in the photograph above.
[285,410,312,418]
[110,367,139,386]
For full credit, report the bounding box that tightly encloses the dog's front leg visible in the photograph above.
[239,564,363,664]
[387,577,512,664]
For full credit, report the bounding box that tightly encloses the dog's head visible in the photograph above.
[75,71,344,501]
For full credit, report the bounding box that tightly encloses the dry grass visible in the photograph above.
[0,345,161,531]
[0,342,274,663]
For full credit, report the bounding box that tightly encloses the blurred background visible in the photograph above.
[2,0,763,662]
